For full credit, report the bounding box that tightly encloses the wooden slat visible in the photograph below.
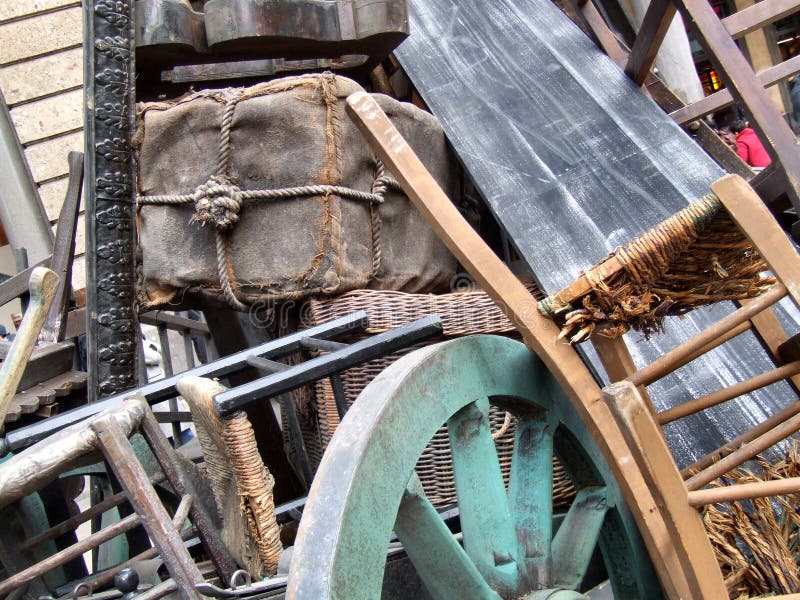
[24,130,83,182]
[671,54,800,124]
[625,0,677,85]
[722,0,800,39]
[0,47,83,106]
[0,8,81,65]
[10,88,82,144]
[0,0,80,23]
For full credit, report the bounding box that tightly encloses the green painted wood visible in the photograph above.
[394,475,501,600]
[288,336,662,599]
[551,487,609,590]
[448,398,520,595]
[508,414,554,589]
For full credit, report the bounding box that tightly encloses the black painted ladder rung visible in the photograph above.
[247,356,291,373]
[300,337,349,352]
[213,315,444,417]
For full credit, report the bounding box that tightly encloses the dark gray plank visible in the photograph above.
[396,0,800,466]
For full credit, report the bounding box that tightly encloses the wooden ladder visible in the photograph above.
[576,0,800,230]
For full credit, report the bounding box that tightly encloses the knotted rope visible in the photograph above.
[138,94,400,310]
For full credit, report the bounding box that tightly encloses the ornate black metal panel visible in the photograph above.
[85,0,139,401]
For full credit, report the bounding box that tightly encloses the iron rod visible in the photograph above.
[279,393,313,488]
[92,414,205,599]
[131,578,178,600]
[139,407,237,583]
[21,473,166,551]
[158,323,183,444]
[300,337,349,352]
[330,373,349,419]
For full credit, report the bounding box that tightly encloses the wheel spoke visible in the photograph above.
[448,398,520,595]
[394,475,502,600]
[508,415,554,589]
[551,486,608,590]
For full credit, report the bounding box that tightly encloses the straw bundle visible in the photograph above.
[539,194,775,343]
[701,440,800,598]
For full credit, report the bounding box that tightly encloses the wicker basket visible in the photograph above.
[304,286,577,509]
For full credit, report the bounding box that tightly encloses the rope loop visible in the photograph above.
[192,176,243,231]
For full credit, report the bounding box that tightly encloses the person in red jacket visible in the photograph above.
[720,120,772,168]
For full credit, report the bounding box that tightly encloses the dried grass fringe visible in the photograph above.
[701,439,800,598]
[540,195,776,343]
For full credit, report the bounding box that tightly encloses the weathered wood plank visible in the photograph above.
[395,0,800,467]
[10,88,82,144]
[0,47,82,106]
[0,8,81,65]
[24,130,82,182]
[0,0,80,23]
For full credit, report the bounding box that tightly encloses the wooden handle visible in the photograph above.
[0,267,59,431]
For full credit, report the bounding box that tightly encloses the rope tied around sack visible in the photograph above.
[137,93,401,311]
[192,175,243,231]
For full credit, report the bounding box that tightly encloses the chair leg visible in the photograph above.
[713,174,800,308]
[91,414,205,600]
[138,405,238,584]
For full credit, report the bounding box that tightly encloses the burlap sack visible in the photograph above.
[135,73,458,309]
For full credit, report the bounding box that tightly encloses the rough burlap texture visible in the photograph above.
[135,73,458,309]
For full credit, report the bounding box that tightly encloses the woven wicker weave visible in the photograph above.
[304,286,576,509]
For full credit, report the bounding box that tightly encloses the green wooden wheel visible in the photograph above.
[288,335,662,599]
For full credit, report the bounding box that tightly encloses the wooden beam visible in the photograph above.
[578,0,628,67]
[679,0,800,212]
[625,0,677,85]
[670,54,800,125]
[722,0,800,39]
